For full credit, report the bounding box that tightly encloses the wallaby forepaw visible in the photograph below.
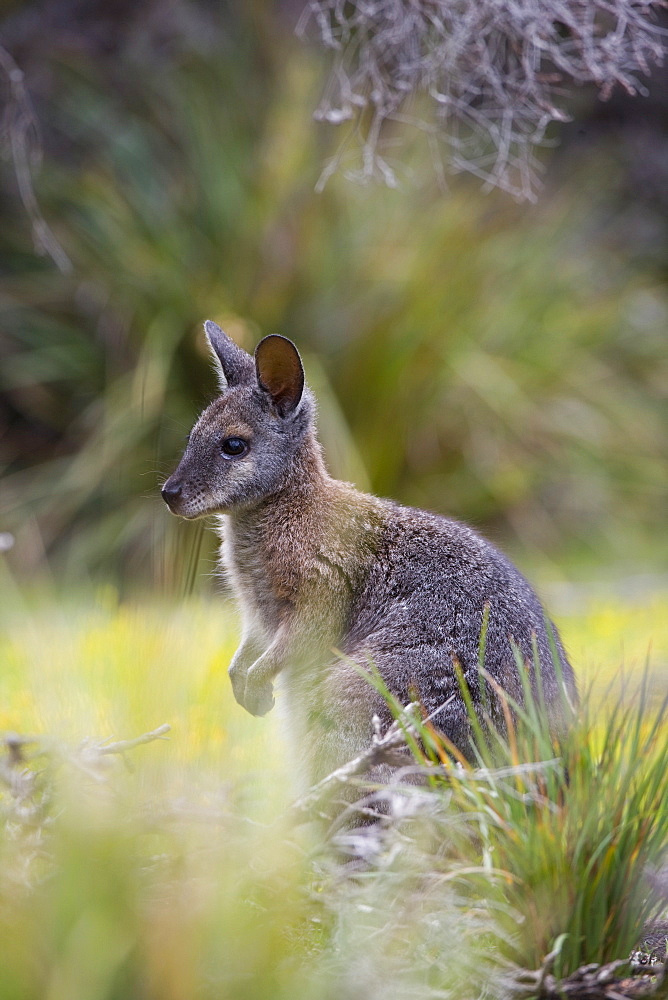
[243,681,275,717]
[228,667,247,708]
[242,667,275,716]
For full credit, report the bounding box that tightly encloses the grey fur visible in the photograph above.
[163,326,576,784]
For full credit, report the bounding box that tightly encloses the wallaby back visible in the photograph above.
[163,323,576,784]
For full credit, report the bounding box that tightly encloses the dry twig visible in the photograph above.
[299,0,667,200]
[510,950,667,999]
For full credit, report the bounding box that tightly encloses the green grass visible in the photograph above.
[0,591,274,774]
[2,4,667,584]
[0,585,666,999]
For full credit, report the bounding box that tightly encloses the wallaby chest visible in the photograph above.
[219,514,298,636]
[220,497,359,644]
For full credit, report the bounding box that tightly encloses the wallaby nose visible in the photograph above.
[161,482,182,506]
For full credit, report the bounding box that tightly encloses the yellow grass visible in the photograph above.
[1,581,664,790]
[0,588,289,822]
[2,585,665,736]
[554,589,668,701]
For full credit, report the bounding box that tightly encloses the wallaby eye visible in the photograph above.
[221,436,248,458]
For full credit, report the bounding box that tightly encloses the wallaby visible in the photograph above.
[162,322,576,784]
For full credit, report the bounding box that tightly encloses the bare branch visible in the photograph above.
[94,724,172,756]
[0,42,71,272]
[300,0,667,200]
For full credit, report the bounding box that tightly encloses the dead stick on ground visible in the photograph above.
[95,724,172,755]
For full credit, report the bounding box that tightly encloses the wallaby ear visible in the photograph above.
[204,320,255,390]
[255,335,305,417]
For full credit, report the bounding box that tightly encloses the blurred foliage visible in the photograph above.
[0,0,666,588]
[0,587,666,998]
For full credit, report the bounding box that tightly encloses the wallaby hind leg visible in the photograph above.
[330,643,481,759]
[309,645,468,776]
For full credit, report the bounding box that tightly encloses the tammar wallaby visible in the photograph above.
[162,322,576,783]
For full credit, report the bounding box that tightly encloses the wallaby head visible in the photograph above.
[162,321,314,518]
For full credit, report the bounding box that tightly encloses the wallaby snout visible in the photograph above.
[161,481,182,508]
